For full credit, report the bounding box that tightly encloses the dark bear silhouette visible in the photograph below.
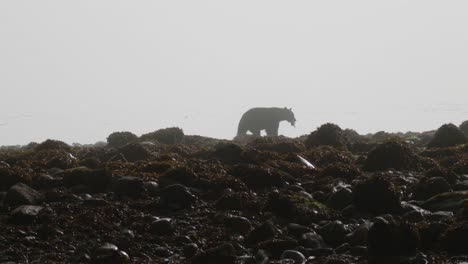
[237,107,296,137]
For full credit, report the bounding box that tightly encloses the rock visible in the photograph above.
[139,127,184,144]
[413,177,452,200]
[317,221,352,248]
[345,222,370,246]
[224,215,252,234]
[119,143,151,162]
[114,229,135,250]
[306,247,334,257]
[421,191,468,212]
[442,222,468,254]
[183,243,199,258]
[150,218,175,236]
[0,167,32,191]
[427,123,467,148]
[215,191,258,211]
[83,198,109,207]
[157,167,198,188]
[367,220,419,264]
[112,176,144,197]
[229,164,286,190]
[258,239,298,258]
[4,183,44,207]
[300,232,326,249]
[287,223,311,238]
[212,142,243,162]
[267,191,329,225]
[78,157,101,169]
[61,167,111,192]
[154,247,173,257]
[144,181,159,195]
[93,243,130,263]
[363,139,420,171]
[305,123,348,149]
[427,211,453,221]
[353,175,402,215]
[9,205,43,225]
[191,243,236,264]
[255,249,269,264]
[35,139,71,151]
[159,184,197,209]
[280,250,306,264]
[246,221,276,245]
[326,187,353,210]
[107,131,138,148]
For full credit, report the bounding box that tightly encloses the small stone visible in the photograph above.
[183,243,198,258]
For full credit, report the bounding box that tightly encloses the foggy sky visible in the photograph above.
[1,1,468,145]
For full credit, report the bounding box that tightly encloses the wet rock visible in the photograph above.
[215,191,258,211]
[258,239,298,258]
[344,222,370,246]
[267,191,330,224]
[246,221,276,245]
[0,167,32,191]
[183,243,199,258]
[119,143,152,162]
[9,205,43,225]
[83,198,108,207]
[154,247,173,257]
[157,167,198,188]
[229,164,286,190]
[93,243,130,263]
[114,229,135,250]
[326,187,353,210]
[367,220,419,264]
[427,211,453,221]
[305,123,348,149]
[107,131,138,148]
[111,176,144,197]
[419,222,448,250]
[280,250,306,264]
[320,163,361,180]
[159,184,197,209]
[79,157,101,169]
[255,249,269,264]
[287,223,311,238]
[150,218,175,236]
[353,175,402,215]
[441,222,468,254]
[307,247,334,257]
[363,139,420,171]
[191,243,236,264]
[224,215,252,234]
[427,123,467,148]
[61,167,111,192]
[300,232,326,249]
[4,183,44,207]
[413,177,451,200]
[139,127,184,144]
[144,181,159,195]
[421,191,468,212]
[211,142,243,162]
[317,221,352,247]
[35,139,71,152]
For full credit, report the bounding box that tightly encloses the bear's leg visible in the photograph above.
[251,129,261,136]
[266,122,279,136]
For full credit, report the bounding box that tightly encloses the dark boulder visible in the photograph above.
[159,184,197,209]
[61,167,111,192]
[9,205,43,225]
[157,167,198,188]
[4,183,44,207]
[111,176,145,197]
[427,123,467,149]
[353,175,402,215]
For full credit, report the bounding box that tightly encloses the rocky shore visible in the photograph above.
[1,123,468,263]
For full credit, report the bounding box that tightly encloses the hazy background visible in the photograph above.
[1,1,468,145]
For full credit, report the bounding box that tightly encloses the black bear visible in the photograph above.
[237,107,296,137]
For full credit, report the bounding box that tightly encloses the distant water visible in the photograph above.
[0,103,467,146]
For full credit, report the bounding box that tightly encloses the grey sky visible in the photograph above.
[1,1,468,145]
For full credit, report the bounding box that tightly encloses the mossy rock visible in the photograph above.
[305,123,348,149]
[140,127,184,144]
[427,123,467,149]
[364,139,420,172]
[106,131,138,148]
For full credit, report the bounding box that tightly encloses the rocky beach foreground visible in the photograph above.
[1,123,468,263]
